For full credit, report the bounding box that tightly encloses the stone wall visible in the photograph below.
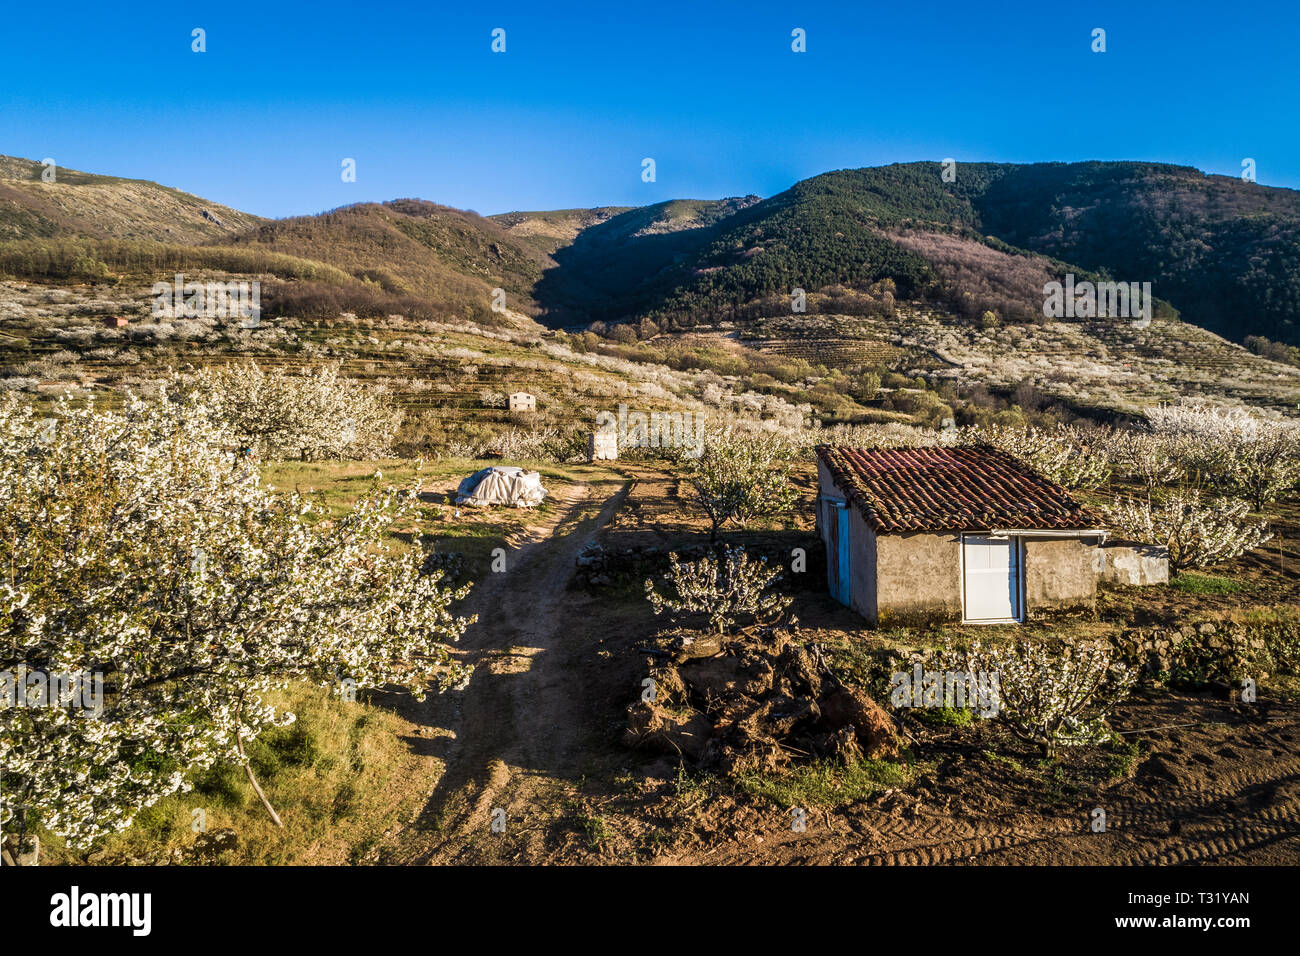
[1113,621,1270,684]
[1100,541,1170,586]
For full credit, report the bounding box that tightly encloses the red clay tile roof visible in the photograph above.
[815,444,1103,534]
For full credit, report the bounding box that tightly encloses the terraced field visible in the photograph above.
[888,305,1300,418]
[740,313,904,369]
[8,273,1300,444]
[0,279,754,449]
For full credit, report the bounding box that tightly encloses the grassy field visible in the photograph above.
[262,457,623,568]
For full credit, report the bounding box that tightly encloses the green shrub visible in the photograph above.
[1170,573,1247,595]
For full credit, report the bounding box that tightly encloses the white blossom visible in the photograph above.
[1105,488,1272,571]
[960,639,1136,756]
[684,426,799,541]
[645,546,791,634]
[1145,403,1300,509]
[179,362,402,461]
[0,388,473,847]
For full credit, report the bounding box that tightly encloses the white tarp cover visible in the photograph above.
[456,466,548,508]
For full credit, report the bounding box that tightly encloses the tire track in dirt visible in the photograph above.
[830,808,1078,866]
[384,478,629,865]
[680,728,1300,866]
[1099,776,1300,865]
[678,803,1081,867]
[861,747,1300,865]
[1116,806,1300,865]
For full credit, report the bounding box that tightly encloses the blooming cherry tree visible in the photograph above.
[1105,489,1272,571]
[0,389,472,848]
[182,361,402,461]
[1103,428,1184,496]
[685,427,798,541]
[1146,403,1300,509]
[962,639,1136,756]
[645,546,791,634]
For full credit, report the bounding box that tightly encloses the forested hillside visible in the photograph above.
[512,161,1300,346]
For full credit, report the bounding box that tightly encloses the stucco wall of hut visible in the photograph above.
[1023,537,1097,610]
[846,502,878,622]
[875,533,962,622]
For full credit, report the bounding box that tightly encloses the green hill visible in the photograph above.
[221,200,553,317]
[970,161,1300,345]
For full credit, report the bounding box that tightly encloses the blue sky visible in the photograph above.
[2,0,1296,218]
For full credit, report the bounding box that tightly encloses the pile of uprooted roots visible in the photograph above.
[624,623,899,777]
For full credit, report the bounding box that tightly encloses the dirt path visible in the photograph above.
[382,478,628,864]
[371,469,1300,866]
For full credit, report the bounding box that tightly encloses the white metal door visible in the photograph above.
[963,536,1021,622]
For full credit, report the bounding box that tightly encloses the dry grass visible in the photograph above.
[40,682,435,865]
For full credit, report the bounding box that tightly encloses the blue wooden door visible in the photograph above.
[835,505,851,606]
[825,500,851,607]
[824,498,839,601]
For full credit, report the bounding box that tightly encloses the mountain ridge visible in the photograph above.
[0,154,265,243]
[2,155,1298,347]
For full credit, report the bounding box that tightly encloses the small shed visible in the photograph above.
[588,430,618,461]
[508,391,536,412]
[104,316,129,328]
[815,445,1105,625]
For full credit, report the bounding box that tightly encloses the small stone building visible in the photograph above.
[104,316,129,328]
[588,430,618,462]
[815,445,1106,625]
[508,391,536,412]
